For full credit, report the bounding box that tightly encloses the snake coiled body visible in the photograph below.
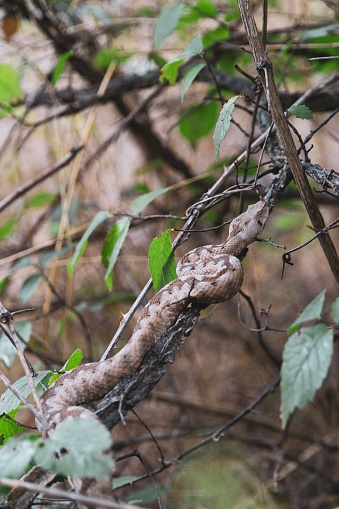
[40,200,269,426]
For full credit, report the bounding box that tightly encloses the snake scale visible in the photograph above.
[40,200,269,428]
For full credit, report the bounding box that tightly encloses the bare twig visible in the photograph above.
[0,477,146,509]
[0,145,84,214]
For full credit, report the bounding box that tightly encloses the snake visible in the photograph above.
[39,199,269,429]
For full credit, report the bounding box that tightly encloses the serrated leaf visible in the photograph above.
[213,96,239,160]
[68,211,110,277]
[0,64,23,116]
[179,34,203,59]
[131,186,172,215]
[0,436,39,478]
[160,59,184,85]
[288,104,313,120]
[181,63,206,102]
[35,417,114,478]
[0,322,32,368]
[288,289,326,333]
[281,324,333,428]
[52,50,73,85]
[102,217,131,291]
[179,99,219,147]
[0,370,51,414]
[331,298,339,324]
[63,348,83,371]
[0,408,24,444]
[153,2,183,49]
[20,274,42,304]
[148,230,177,291]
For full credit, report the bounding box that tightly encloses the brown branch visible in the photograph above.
[237,0,339,284]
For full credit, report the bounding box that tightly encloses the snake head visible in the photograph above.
[227,199,269,253]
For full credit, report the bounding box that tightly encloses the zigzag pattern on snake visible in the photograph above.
[40,200,269,427]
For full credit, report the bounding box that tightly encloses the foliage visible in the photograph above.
[0,417,113,479]
[148,230,177,290]
[281,291,338,428]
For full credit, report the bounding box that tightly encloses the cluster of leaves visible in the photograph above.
[0,417,114,482]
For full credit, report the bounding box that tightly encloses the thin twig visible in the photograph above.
[0,145,84,214]
[0,477,146,509]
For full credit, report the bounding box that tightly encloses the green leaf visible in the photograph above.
[26,192,57,208]
[20,274,42,304]
[39,245,74,268]
[113,476,138,489]
[93,49,130,70]
[47,347,83,385]
[181,63,206,102]
[160,59,184,85]
[281,324,334,428]
[63,348,83,372]
[0,370,51,414]
[288,104,313,120]
[0,321,32,368]
[299,23,339,41]
[0,64,24,116]
[179,99,219,146]
[102,217,131,290]
[35,417,114,478]
[68,211,110,277]
[180,0,217,22]
[148,230,177,291]
[52,50,73,85]
[0,408,24,444]
[153,2,183,49]
[11,256,33,273]
[179,34,203,59]
[129,486,166,505]
[288,289,326,333]
[47,372,62,386]
[0,435,39,478]
[0,275,10,294]
[202,26,230,47]
[131,186,172,215]
[0,217,17,239]
[331,298,339,324]
[213,96,240,160]
[148,52,167,69]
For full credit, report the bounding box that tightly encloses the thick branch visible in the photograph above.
[238,0,339,284]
